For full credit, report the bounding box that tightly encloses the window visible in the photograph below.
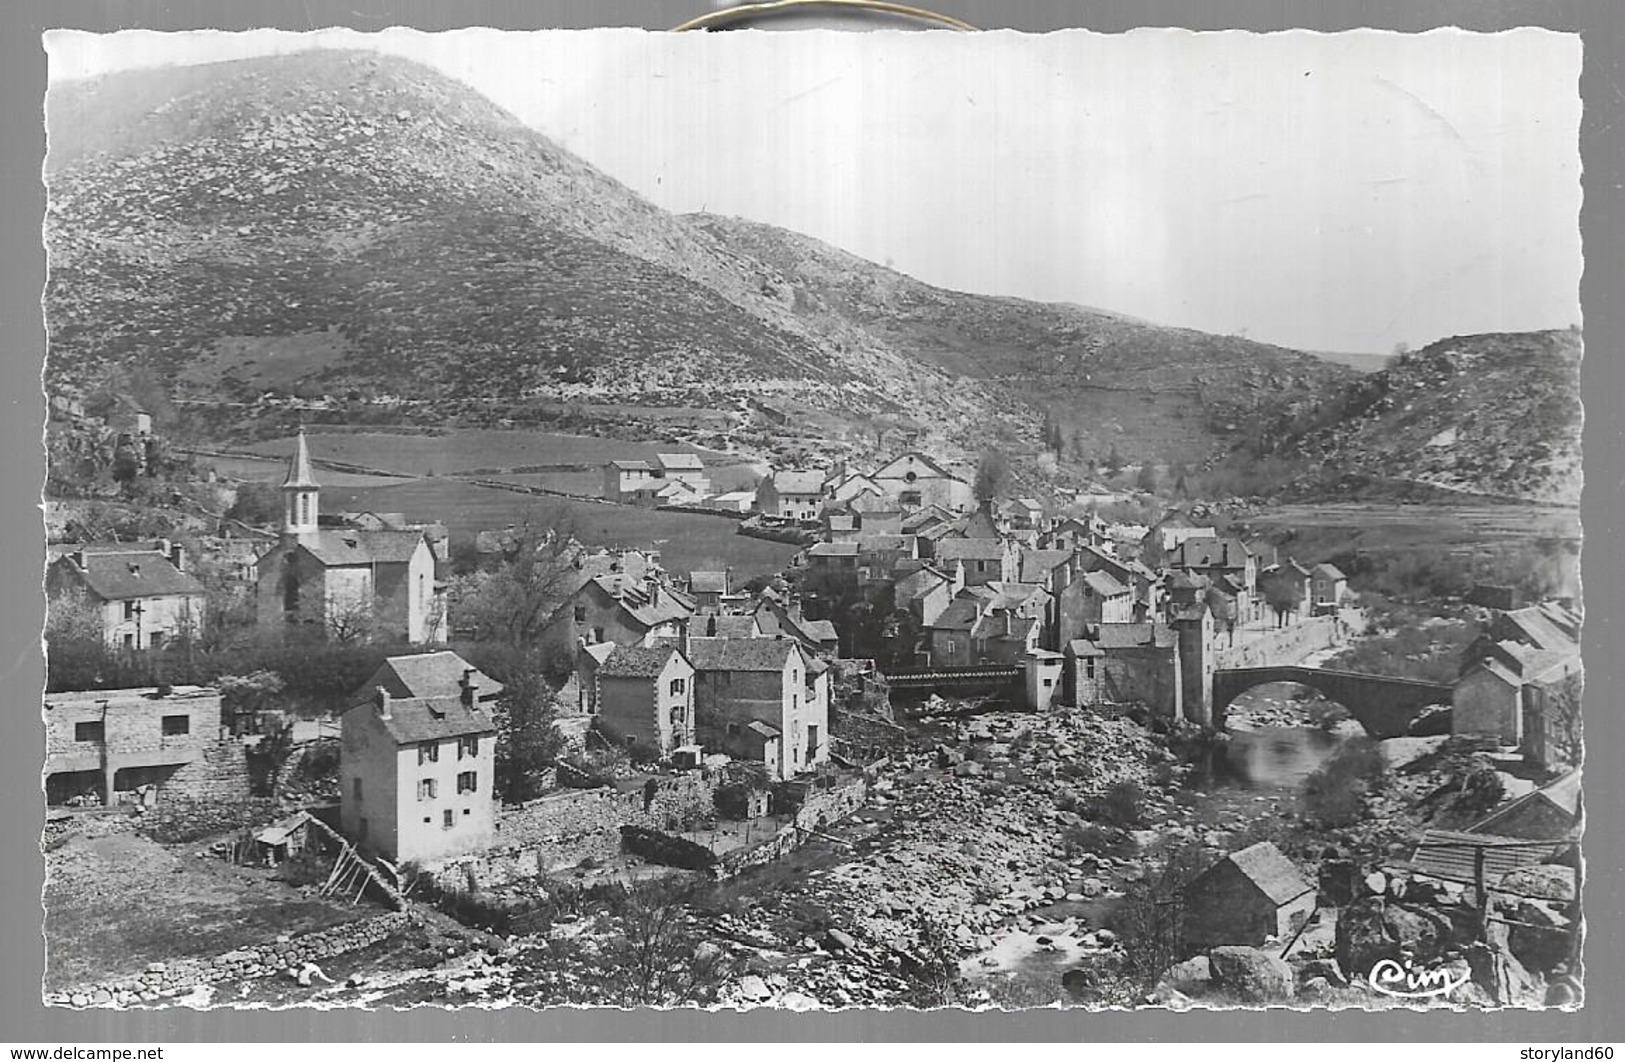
[352,777,363,801]
[150,632,166,651]
[807,725,820,762]
[443,809,455,829]
[74,720,104,743]
[669,677,686,697]
[457,770,477,794]
[161,714,189,736]
[592,627,606,643]
[1042,678,1053,688]
[1085,658,1096,679]
[574,605,588,622]
[457,735,479,759]
[418,742,439,765]
[418,778,437,801]
[123,601,137,621]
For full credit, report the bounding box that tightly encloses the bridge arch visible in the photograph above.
[1212,666,1451,738]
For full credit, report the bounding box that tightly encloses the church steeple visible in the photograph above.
[281,429,320,536]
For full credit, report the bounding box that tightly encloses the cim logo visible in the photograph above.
[1366,957,1471,1000]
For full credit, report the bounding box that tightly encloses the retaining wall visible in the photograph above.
[50,912,416,1008]
[1210,612,1364,671]
[715,777,868,880]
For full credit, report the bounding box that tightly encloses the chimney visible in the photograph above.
[460,668,476,708]
[169,542,186,572]
[374,686,391,720]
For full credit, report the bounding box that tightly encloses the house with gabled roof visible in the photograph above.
[757,469,827,521]
[1310,562,1348,614]
[687,570,731,610]
[1184,841,1316,950]
[870,451,975,513]
[589,644,695,758]
[339,684,498,864]
[347,650,503,711]
[936,537,1018,587]
[254,432,445,644]
[542,568,695,657]
[686,637,829,779]
[1468,769,1582,841]
[1259,558,1313,626]
[47,540,206,652]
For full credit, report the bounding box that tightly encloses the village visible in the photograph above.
[40,414,1584,1010]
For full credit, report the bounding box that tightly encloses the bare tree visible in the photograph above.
[446,508,584,645]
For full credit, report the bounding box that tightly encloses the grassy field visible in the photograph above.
[321,477,797,579]
[44,828,369,991]
[237,429,740,478]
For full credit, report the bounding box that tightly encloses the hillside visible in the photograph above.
[43,50,1012,455]
[1263,330,1583,505]
[687,215,1356,465]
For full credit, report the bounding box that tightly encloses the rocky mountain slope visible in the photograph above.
[44,48,1374,472]
[687,215,1355,464]
[1263,330,1583,505]
[44,50,1011,451]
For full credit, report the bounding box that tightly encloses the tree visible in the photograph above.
[973,447,1010,504]
[226,481,283,528]
[1103,443,1126,477]
[1544,670,1584,768]
[491,656,566,804]
[446,512,583,646]
[1110,843,1211,998]
[1135,462,1160,493]
[218,669,286,734]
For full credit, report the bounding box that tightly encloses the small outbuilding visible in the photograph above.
[1182,841,1317,951]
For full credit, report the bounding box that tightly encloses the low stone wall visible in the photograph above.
[1211,613,1363,671]
[716,776,868,880]
[165,737,255,804]
[49,912,416,1008]
[428,774,718,890]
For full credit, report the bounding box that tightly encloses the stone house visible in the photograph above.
[602,454,710,505]
[752,597,840,658]
[47,540,205,651]
[686,637,829,780]
[1091,622,1183,716]
[687,570,731,611]
[43,685,244,807]
[1453,603,1582,753]
[1310,563,1348,614]
[1169,537,1257,606]
[347,651,504,711]
[1258,559,1313,626]
[1079,569,1135,627]
[869,452,975,513]
[339,685,498,865]
[757,469,827,521]
[1041,514,1108,553]
[255,433,444,645]
[1183,841,1317,951]
[1467,768,1581,841]
[1062,638,1105,705]
[541,569,695,657]
[589,644,696,758]
[1078,545,1162,622]
[936,537,1018,587]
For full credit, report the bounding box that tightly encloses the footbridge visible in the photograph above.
[1212,666,1452,738]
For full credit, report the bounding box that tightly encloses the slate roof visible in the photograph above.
[711,615,764,638]
[349,652,503,708]
[1065,638,1104,658]
[771,470,827,495]
[599,645,683,679]
[798,619,839,644]
[1221,841,1315,905]
[1498,607,1577,653]
[292,529,427,566]
[1409,829,1567,885]
[1020,549,1072,583]
[686,636,799,673]
[1171,537,1252,570]
[1084,570,1130,597]
[57,550,205,601]
[690,571,729,595]
[1094,622,1177,649]
[988,582,1046,610]
[937,539,1007,563]
[349,695,497,744]
[809,542,860,557]
[610,459,652,471]
[972,613,1040,642]
[926,596,983,632]
[745,719,783,739]
[1470,769,1582,837]
[1311,562,1347,581]
[657,453,705,471]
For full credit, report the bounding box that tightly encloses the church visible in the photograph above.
[254,432,446,645]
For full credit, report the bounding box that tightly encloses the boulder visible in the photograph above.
[1208,946,1295,1003]
[1362,871,1388,897]
[1497,864,1576,902]
[825,928,856,952]
[1164,955,1211,989]
[1334,897,1467,977]
[1295,956,1348,988]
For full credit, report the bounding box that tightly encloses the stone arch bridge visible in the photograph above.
[1212,666,1452,738]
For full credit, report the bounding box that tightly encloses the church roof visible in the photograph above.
[271,529,428,567]
[282,430,319,489]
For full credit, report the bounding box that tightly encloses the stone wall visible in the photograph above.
[1211,613,1362,671]
[165,735,254,804]
[49,912,415,1008]
[427,774,718,890]
[715,776,868,880]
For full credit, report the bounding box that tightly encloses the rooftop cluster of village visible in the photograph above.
[41,427,1583,1009]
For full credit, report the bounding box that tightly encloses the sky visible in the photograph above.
[45,26,1582,355]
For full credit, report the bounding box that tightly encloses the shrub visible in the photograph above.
[1301,737,1388,828]
[1087,780,1149,828]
